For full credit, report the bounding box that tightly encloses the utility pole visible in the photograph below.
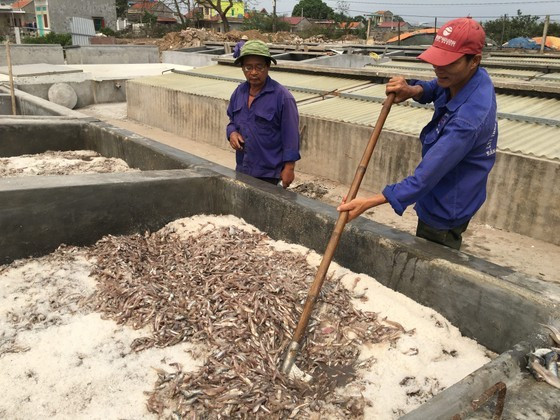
[500,14,506,46]
[5,40,17,116]
[540,15,550,54]
[434,17,437,41]
[272,0,277,32]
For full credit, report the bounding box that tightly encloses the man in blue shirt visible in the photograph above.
[227,40,301,187]
[338,17,498,250]
[232,35,248,58]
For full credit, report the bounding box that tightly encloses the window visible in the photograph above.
[93,17,105,31]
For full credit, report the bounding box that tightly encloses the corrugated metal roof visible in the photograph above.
[298,97,560,160]
[131,73,240,100]
[497,94,560,121]
[372,62,544,80]
[131,72,315,102]
[484,56,560,66]
[536,72,560,82]
[346,83,560,123]
[190,65,370,93]
[132,66,559,161]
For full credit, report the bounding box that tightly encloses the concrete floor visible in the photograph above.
[80,102,560,284]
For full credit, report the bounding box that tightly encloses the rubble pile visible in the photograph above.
[148,27,334,51]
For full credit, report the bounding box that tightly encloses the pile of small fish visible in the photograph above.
[527,323,560,389]
[0,150,135,178]
[86,225,405,418]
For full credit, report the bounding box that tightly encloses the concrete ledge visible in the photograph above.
[403,343,527,419]
[0,45,64,66]
[0,170,214,263]
[0,86,90,117]
[65,45,160,64]
[0,118,190,171]
[162,50,219,67]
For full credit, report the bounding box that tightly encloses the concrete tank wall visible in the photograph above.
[14,78,126,108]
[65,45,160,64]
[0,94,12,115]
[305,54,379,68]
[0,45,64,66]
[126,80,560,245]
[162,51,218,68]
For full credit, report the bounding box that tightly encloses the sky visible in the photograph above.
[256,0,560,25]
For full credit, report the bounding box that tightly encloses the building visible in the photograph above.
[0,4,24,37]
[279,16,311,33]
[372,10,393,26]
[127,1,178,24]
[193,1,245,32]
[32,0,117,36]
[377,21,409,32]
[339,21,364,31]
[200,1,244,20]
[11,0,35,27]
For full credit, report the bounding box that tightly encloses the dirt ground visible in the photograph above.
[81,103,560,284]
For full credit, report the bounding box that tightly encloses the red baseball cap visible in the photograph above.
[418,17,485,66]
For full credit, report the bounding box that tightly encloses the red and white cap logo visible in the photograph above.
[418,17,485,67]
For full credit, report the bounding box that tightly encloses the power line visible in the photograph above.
[344,8,560,19]
[325,0,559,5]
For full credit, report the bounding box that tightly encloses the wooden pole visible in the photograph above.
[540,15,550,54]
[281,93,397,375]
[5,40,17,116]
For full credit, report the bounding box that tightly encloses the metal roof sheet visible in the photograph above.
[484,56,560,65]
[298,97,560,161]
[130,72,316,102]
[347,83,560,124]
[372,62,544,80]
[132,65,559,161]
[131,73,239,100]
[190,64,370,93]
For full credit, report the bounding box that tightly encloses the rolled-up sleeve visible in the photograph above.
[280,96,301,163]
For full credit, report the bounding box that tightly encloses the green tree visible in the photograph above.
[141,11,157,26]
[196,0,235,32]
[537,21,560,37]
[292,0,334,20]
[116,0,128,18]
[242,11,290,32]
[483,10,540,44]
[22,32,72,46]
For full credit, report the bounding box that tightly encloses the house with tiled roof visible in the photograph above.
[372,10,393,26]
[127,0,178,24]
[377,21,409,31]
[339,21,364,30]
[279,16,311,32]
[8,0,35,28]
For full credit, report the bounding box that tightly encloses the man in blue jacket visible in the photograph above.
[227,40,300,188]
[232,35,248,58]
[338,17,498,249]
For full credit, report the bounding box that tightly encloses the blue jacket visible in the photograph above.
[232,40,246,58]
[382,68,498,229]
[227,76,301,178]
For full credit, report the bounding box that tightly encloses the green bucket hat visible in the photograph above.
[234,40,277,66]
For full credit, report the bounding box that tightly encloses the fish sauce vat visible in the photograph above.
[0,117,559,418]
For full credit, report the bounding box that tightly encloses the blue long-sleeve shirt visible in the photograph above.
[232,40,246,58]
[382,68,498,229]
[226,76,301,178]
